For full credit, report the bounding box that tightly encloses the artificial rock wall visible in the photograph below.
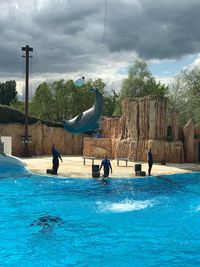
[183,120,200,163]
[0,122,84,156]
[122,96,179,141]
[183,119,194,162]
[83,96,184,163]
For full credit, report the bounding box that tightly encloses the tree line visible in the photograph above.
[0,81,17,105]
[2,59,200,127]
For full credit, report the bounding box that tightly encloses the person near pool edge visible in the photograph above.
[99,155,112,178]
[52,144,63,175]
[147,148,153,176]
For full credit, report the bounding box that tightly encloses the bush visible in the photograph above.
[0,104,63,128]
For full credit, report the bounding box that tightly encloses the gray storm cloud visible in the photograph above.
[1,0,200,81]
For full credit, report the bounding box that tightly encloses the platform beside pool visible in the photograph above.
[20,156,199,179]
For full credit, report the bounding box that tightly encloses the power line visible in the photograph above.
[102,0,107,44]
[84,0,108,77]
[6,0,26,103]
[30,0,72,77]
[33,0,72,47]
[39,0,64,29]
[6,0,23,47]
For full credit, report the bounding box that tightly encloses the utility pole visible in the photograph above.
[21,45,33,157]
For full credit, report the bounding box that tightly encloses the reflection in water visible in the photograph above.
[30,215,63,232]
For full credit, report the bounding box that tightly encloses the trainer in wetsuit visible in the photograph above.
[99,155,112,178]
[147,148,153,176]
[52,144,62,175]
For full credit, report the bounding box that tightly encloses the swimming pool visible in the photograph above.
[0,167,200,266]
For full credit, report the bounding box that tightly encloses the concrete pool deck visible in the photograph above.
[21,156,200,178]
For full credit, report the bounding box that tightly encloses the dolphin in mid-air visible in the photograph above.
[64,88,103,134]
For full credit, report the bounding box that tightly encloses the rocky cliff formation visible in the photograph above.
[83,138,184,163]
[0,122,84,156]
[84,96,184,163]
[101,116,125,139]
[183,119,194,162]
[122,96,179,141]
[83,138,112,158]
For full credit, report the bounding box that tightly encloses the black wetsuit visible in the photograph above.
[52,147,62,175]
[100,159,112,178]
[148,150,153,176]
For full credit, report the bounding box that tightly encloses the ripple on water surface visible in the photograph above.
[0,171,199,266]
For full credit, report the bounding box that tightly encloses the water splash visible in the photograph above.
[97,199,155,213]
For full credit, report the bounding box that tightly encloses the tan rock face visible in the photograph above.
[194,128,200,162]
[89,96,184,163]
[83,137,184,163]
[183,119,194,162]
[83,138,112,158]
[0,122,84,156]
[122,96,168,140]
[101,116,125,139]
[101,96,179,142]
[114,139,183,163]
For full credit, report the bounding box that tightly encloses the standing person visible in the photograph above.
[99,155,112,178]
[147,148,153,176]
[52,144,62,175]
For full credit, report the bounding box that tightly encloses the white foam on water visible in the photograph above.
[195,205,200,212]
[97,199,155,213]
[49,179,71,184]
[188,203,200,213]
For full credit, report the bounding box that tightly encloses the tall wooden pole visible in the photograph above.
[21,45,33,156]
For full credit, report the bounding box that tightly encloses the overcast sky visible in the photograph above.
[1,0,200,97]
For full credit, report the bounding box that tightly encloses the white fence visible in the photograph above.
[0,136,12,155]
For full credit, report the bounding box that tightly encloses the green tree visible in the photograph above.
[29,77,118,123]
[92,78,106,94]
[49,79,74,120]
[120,60,168,100]
[0,80,18,105]
[103,89,119,116]
[169,66,200,127]
[70,78,106,118]
[29,82,55,120]
[10,100,24,113]
[29,78,107,123]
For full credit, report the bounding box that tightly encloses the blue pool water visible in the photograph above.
[1,167,200,266]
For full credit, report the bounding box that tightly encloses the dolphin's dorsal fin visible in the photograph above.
[75,113,83,123]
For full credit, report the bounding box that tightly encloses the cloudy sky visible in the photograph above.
[1,0,200,97]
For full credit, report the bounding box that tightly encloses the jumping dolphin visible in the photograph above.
[64,88,103,134]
